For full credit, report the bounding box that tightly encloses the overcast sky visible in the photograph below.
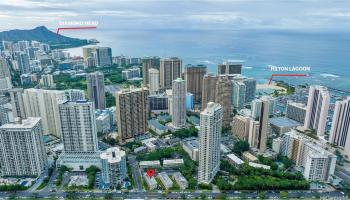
[0,0,349,32]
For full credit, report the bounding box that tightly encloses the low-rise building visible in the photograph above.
[242,151,258,162]
[148,119,169,135]
[248,162,271,170]
[143,173,158,190]
[270,117,301,135]
[141,137,158,151]
[172,172,188,190]
[181,137,199,161]
[157,172,173,189]
[139,161,161,168]
[134,146,147,154]
[163,159,184,168]
[227,153,244,167]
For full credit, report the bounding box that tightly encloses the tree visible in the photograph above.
[233,140,250,156]
[200,193,206,200]
[218,193,227,200]
[66,191,77,200]
[104,193,113,200]
[258,191,266,199]
[86,165,100,189]
[106,92,116,107]
[279,191,288,199]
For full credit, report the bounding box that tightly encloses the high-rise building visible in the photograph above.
[304,85,330,137]
[0,118,47,176]
[186,93,194,110]
[0,76,12,92]
[100,147,127,189]
[83,47,97,61]
[64,89,85,102]
[280,130,336,181]
[95,47,112,67]
[232,80,246,110]
[116,87,149,144]
[148,68,159,94]
[185,64,207,104]
[9,88,26,119]
[243,77,256,103]
[286,101,307,124]
[248,120,260,148]
[231,115,251,141]
[159,57,182,89]
[172,78,186,128]
[16,53,30,74]
[87,72,106,109]
[215,75,232,129]
[0,95,10,126]
[251,97,270,152]
[142,57,160,86]
[166,89,173,116]
[251,96,276,119]
[40,74,54,88]
[148,93,168,113]
[57,100,100,171]
[59,101,98,153]
[23,89,67,137]
[198,102,222,184]
[301,142,336,182]
[329,97,350,158]
[0,58,10,79]
[217,61,242,75]
[201,74,218,109]
[18,40,29,51]
[280,130,307,165]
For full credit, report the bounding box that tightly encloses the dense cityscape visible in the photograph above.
[0,34,349,200]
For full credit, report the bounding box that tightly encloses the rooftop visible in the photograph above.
[148,119,168,131]
[0,117,41,129]
[270,117,301,127]
[227,153,244,165]
[100,147,126,163]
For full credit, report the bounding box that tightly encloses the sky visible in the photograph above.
[0,0,350,32]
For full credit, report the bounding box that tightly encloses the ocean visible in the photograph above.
[64,28,350,91]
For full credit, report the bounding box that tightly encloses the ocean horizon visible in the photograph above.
[63,28,350,91]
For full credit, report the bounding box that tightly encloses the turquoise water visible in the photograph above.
[65,28,350,91]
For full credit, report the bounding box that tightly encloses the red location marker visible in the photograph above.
[146,168,155,177]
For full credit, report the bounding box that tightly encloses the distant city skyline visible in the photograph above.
[0,0,349,32]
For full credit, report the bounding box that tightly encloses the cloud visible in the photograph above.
[308,10,350,18]
[187,12,244,23]
[0,0,350,31]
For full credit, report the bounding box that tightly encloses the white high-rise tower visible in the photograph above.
[304,85,330,137]
[148,68,159,94]
[198,102,222,184]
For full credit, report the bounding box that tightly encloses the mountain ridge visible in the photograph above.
[0,26,90,49]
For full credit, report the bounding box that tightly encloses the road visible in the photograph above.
[128,155,143,192]
[0,190,346,199]
[40,168,58,193]
[26,168,48,192]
